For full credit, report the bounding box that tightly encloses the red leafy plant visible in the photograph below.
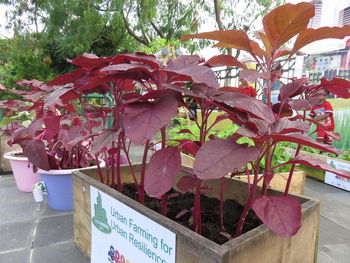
[4,2,350,242]
[0,79,105,171]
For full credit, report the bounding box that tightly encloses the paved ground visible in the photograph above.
[0,172,349,262]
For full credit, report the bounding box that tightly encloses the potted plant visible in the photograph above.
[2,79,106,210]
[0,101,41,192]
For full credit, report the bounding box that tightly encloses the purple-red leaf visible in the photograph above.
[252,195,301,237]
[267,133,341,155]
[278,78,308,101]
[288,99,312,111]
[288,154,350,179]
[164,56,220,89]
[91,129,122,155]
[174,139,199,156]
[205,55,246,69]
[177,129,194,136]
[176,175,201,192]
[193,139,259,180]
[43,115,61,141]
[44,86,74,108]
[320,78,350,98]
[123,95,178,145]
[145,147,181,198]
[17,139,50,171]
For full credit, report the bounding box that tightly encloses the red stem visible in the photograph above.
[139,140,149,204]
[95,154,104,184]
[116,138,122,192]
[235,172,259,237]
[193,184,202,234]
[284,111,307,196]
[220,177,225,230]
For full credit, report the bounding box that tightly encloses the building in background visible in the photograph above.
[308,0,323,28]
[338,5,350,26]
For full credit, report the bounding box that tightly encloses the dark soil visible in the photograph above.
[121,184,261,245]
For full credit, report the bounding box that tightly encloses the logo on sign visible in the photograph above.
[92,192,112,234]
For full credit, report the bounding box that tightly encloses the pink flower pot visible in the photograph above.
[4,151,41,192]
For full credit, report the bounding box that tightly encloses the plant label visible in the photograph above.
[90,186,176,263]
[325,159,350,191]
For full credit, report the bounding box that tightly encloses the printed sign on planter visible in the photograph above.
[325,159,350,191]
[90,186,176,263]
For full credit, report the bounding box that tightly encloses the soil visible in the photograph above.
[121,184,261,245]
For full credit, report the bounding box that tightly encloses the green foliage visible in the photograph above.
[0,111,33,128]
[167,117,254,146]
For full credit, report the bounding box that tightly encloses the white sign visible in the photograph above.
[90,186,176,263]
[325,159,350,192]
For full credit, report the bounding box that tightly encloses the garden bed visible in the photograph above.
[73,165,319,263]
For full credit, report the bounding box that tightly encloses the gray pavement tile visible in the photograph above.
[0,175,16,186]
[319,244,350,263]
[38,202,73,218]
[317,250,338,263]
[0,248,30,263]
[319,217,350,247]
[0,221,34,252]
[304,178,350,231]
[0,183,34,205]
[33,214,73,248]
[0,200,40,224]
[31,241,89,263]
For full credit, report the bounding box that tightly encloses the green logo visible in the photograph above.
[92,192,112,234]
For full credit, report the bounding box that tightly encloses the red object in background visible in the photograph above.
[220,85,257,97]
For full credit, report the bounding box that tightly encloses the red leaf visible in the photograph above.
[288,154,350,179]
[47,68,87,86]
[17,139,49,170]
[263,2,314,49]
[177,129,194,136]
[292,25,350,53]
[69,53,111,68]
[205,55,246,69]
[44,86,74,108]
[175,139,199,156]
[111,52,161,68]
[181,30,254,54]
[320,78,350,98]
[193,139,259,180]
[278,78,308,101]
[267,133,341,155]
[269,118,310,135]
[176,175,200,192]
[43,115,61,141]
[165,55,219,89]
[288,99,312,111]
[239,69,263,83]
[145,147,181,198]
[252,195,301,237]
[92,129,121,155]
[272,103,293,117]
[123,95,178,145]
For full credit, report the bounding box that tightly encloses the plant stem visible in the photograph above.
[235,172,259,237]
[139,140,149,204]
[220,177,225,230]
[193,184,202,234]
[160,127,168,216]
[95,154,104,184]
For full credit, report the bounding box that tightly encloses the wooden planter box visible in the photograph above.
[286,148,350,191]
[73,165,319,263]
[181,153,306,195]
